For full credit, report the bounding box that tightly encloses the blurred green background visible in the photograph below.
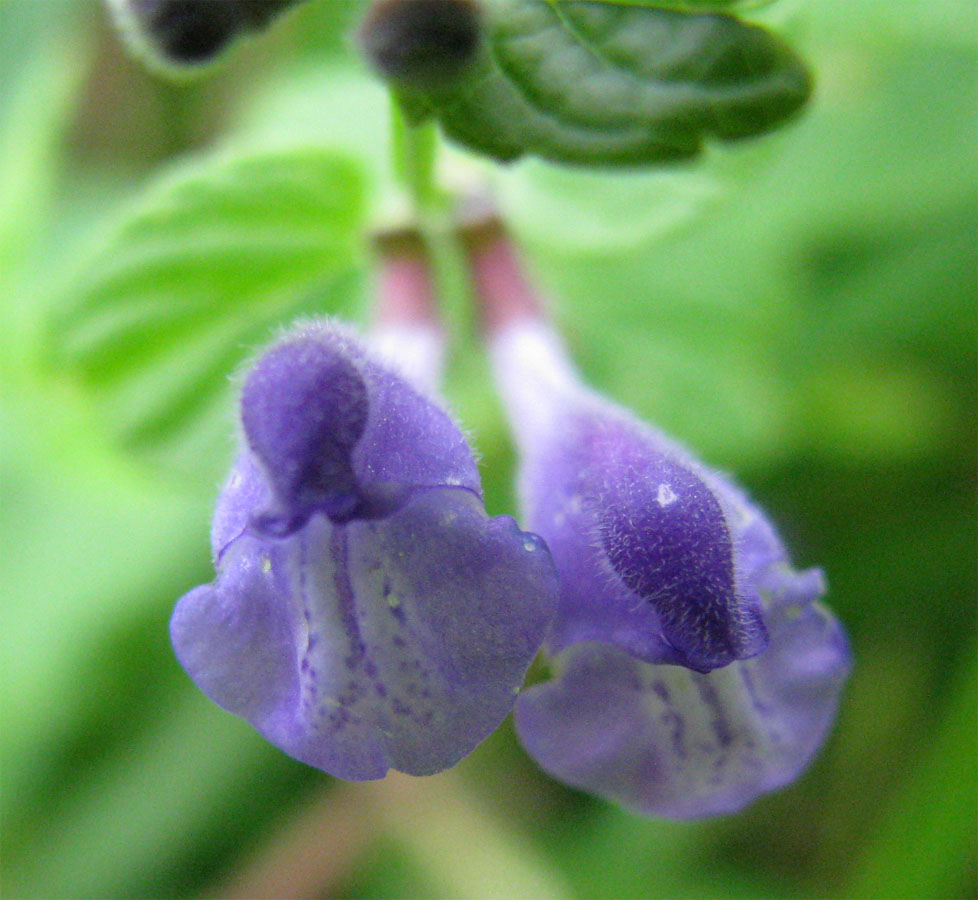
[1,0,975,898]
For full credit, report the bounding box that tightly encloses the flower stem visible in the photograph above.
[390,95,439,215]
[388,94,474,344]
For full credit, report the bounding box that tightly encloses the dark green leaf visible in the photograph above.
[400,0,811,166]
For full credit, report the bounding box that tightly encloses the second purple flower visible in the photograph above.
[467,221,851,819]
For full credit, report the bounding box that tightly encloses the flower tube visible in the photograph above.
[171,236,558,780]
[470,219,850,818]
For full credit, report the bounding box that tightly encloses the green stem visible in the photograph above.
[390,96,438,215]
[388,94,474,345]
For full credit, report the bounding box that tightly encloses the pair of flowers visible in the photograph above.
[172,221,849,819]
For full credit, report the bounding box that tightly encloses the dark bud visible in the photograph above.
[359,0,483,88]
[109,0,300,69]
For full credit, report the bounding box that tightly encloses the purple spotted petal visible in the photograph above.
[515,574,850,818]
[174,320,558,779]
[513,416,852,815]
[174,486,556,779]
[489,320,850,815]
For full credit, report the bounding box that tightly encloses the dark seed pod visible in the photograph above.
[107,0,299,72]
[359,0,483,88]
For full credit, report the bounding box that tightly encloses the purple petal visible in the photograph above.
[176,320,557,778]
[171,536,299,734]
[241,334,368,526]
[522,403,766,672]
[174,487,557,779]
[515,589,850,819]
[210,452,269,562]
[235,321,480,538]
[351,338,480,496]
[514,396,850,814]
[488,320,849,814]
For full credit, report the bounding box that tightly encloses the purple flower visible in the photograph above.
[172,320,558,780]
[480,255,849,817]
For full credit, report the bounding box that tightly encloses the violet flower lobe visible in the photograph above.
[172,319,558,780]
[473,228,850,818]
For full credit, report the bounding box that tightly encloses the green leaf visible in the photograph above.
[46,146,366,480]
[400,0,811,166]
[587,0,761,9]
[0,1,92,310]
[845,649,978,899]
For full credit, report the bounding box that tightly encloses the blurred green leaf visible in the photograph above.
[362,773,572,900]
[493,28,977,470]
[0,0,91,314]
[400,0,810,166]
[4,686,322,900]
[591,0,754,8]
[815,0,977,49]
[233,66,395,213]
[846,649,978,899]
[493,137,777,253]
[46,146,367,481]
[284,0,362,58]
